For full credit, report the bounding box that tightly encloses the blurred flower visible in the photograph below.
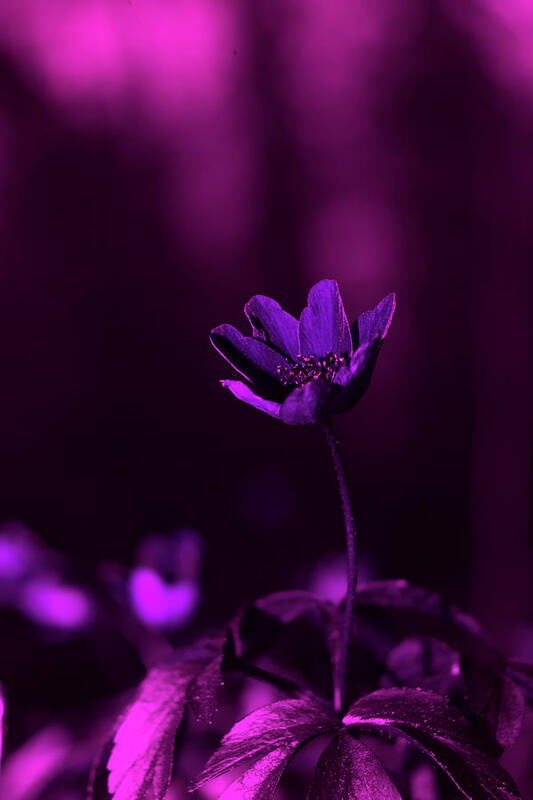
[309,553,375,603]
[0,522,94,632]
[128,529,203,630]
[211,279,395,425]
[0,724,72,800]
[129,567,199,629]
[0,523,47,584]
[17,576,93,631]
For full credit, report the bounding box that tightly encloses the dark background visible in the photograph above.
[0,0,530,790]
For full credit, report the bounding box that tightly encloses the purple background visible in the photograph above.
[0,0,530,793]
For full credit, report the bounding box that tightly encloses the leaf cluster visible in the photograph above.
[104,581,533,799]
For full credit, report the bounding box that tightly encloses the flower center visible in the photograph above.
[276,352,349,387]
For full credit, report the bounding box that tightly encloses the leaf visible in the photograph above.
[254,590,340,663]
[307,731,401,800]
[251,589,341,701]
[491,677,524,748]
[356,581,521,746]
[217,746,297,800]
[255,590,332,624]
[344,688,473,744]
[506,660,533,704]
[108,663,191,800]
[399,731,521,800]
[462,668,525,749]
[386,637,462,696]
[108,641,224,800]
[410,763,439,800]
[191,695,338,791]
[356,581,496,662]
[343,688,521,800]
[186,645,225,723]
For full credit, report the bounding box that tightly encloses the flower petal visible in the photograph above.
[352,292,396,348]
[298,279,352,358]
[245,295,300,361]
[332,340,379,387]
[331,339,381,412]
[221,380,282,419]
[211,325,289,395]
[279,381,330,425]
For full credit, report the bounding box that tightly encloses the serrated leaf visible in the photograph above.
[186,647,225,723]
[108,663,191,800]
[307,731,401,800]
[343,688,521,800]
[344,688,473,744]
[108,642,224,800]
[191,695,338,791]
[399,731,520,800]
[217,746,296,800]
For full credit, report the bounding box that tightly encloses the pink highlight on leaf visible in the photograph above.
[108,664,192,800]
[108,643,223,800]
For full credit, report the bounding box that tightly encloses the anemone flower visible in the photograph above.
[210,279,395,425]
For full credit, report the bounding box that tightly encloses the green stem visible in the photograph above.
[322,421,358,714]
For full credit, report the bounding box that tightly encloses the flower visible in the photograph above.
[128,529,203,630]
[210,279,396,425]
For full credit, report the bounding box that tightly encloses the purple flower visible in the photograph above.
[128,567,199,629]
[211,279,395,425]
[127,529,202,630]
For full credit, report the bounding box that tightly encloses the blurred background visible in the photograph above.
[0,0,530,794]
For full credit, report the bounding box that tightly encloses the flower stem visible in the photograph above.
[322,420,358,714]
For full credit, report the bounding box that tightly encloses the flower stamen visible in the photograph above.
[277,352,349,387]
